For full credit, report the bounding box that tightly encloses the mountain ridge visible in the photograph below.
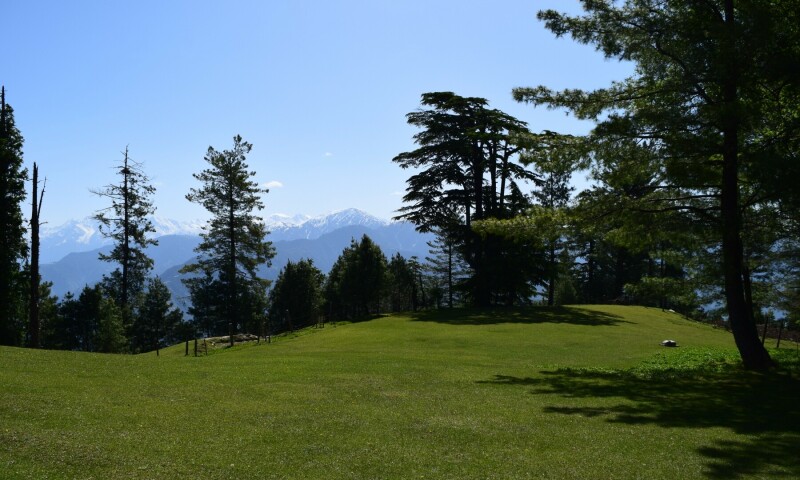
[40,208,392,264]
[40,209,432,300]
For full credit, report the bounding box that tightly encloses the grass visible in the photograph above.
[1,305,798,479]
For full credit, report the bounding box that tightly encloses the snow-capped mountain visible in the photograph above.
[150,216,206,236]
[40,208,394,263]
[39,216,206,263]
[262,213,312,228]
[40,219,110,264]
[267,208,389,241]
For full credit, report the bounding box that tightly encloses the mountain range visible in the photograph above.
[40,209,433,303]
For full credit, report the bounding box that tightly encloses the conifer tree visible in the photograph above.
[0,86,28,346]
[425,232,467,309]
[268,259,324,332]
[388,253,416,312]
[95,297,127,354]
[133,277,184,354]
[93,147,157,319]
[529,149,574,307]
[182,135,274,346]
[393,92,538,306]
[324,235,388,319]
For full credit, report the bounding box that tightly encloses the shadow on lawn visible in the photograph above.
[409,306,628,326]
[481,369,800,478]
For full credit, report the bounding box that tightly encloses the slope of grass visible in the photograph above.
[1,305,798,479]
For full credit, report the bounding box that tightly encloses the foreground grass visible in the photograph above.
[1,305,798,479]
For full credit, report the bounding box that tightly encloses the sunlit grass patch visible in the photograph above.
[2,305,798,479]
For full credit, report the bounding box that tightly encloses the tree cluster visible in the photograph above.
[393,92,544,307]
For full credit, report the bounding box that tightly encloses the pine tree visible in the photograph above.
[425,232,467,309]
[183,271,224,337]
[95,297,127,353]
[182,135,274,347]
[0,86,28,346]
[324,235,388,319]
[133,277,184,354]
[388,253,415,312]
[268,259,324,332]
[93,147,157,319]
[530,149,574,306]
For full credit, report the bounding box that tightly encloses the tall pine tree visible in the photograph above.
[0,86,28,346]
[93,147,157,319]
[182,135,274,347]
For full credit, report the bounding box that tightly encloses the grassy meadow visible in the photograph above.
[1,305,798,479]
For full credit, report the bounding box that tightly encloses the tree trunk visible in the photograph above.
[228,183,237,348]
[447,242,453,309]
[720,154,772,369]
[720,0,773,370]
[499,149,510,211]
[587,240,595,303]
[28,163,41,348]
[122,149,130,313]
[547,242,556,306]
[614,248,625,300]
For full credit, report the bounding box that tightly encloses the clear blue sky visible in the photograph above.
[6,0,632,226]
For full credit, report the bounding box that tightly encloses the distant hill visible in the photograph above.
[40,209,432,300]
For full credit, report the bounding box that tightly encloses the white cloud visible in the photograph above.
[323,152,334,157]
[263,180,284,189]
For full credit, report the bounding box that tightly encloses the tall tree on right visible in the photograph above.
[182,135,274,347]
[515,1,800,369]
[0,87,28,346]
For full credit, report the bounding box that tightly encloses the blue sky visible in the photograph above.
[6,0,632,226]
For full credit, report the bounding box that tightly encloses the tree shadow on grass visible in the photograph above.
[480,369,800,478]
[408,306,629,327]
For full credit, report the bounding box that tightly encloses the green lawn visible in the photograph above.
[2,305,798,479]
